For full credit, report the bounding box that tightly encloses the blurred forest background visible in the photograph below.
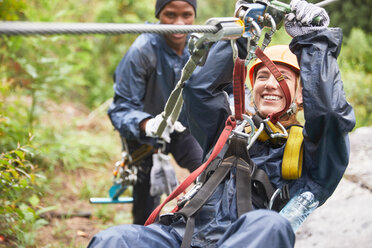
[1,0,371,247]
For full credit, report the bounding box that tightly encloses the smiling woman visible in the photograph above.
[249,45,302,123]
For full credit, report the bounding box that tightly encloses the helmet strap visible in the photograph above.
[280,75,301,119]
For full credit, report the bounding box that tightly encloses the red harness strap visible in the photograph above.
[144,116,237,226]
[255,47,291,124]
[233,58,247,121]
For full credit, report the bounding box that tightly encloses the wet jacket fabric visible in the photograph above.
[88,209,294,248]
[108,32,190,145]
[88,28,355,248]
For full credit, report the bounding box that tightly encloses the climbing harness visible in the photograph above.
[177,137,290,248]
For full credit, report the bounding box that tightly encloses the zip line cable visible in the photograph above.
[0,0,338,36]
[0,22,218,36]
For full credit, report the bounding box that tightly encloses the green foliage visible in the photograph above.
[198,0,235,23]
[0,82,30,151]
[0,145,48,247]
[0,0,27,21]
[35,127,120,171]
[339,28,372,127]
[325,0,372,36]
[341,28,372,73]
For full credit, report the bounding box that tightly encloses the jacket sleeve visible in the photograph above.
[290,28,356,205]
[107,41,154,142]
[183,41,232,154]
[183,38,247,155]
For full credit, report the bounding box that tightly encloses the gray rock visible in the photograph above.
[295,126,372,248]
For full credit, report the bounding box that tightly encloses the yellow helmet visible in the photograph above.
[248,45,300,87]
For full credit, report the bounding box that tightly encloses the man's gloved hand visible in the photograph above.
[285,0,330,37]
[145,114,186,143]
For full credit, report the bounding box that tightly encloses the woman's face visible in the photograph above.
[253,63,299,118]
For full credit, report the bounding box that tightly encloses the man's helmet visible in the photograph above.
[248,45,300,87]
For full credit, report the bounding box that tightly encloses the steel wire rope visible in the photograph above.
[0,22,219,36]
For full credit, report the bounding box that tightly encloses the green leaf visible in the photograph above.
[25,64,38,79]
[28,194,40,207]
[0,159,10,165]
[15,150,25,160]
[20,178,28,188]
[36,205,57,215]
[34,218,49,228]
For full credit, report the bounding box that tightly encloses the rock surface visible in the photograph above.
[295,126,372,248]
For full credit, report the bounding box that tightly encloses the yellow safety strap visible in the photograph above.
[281,126,303,180]
[245,121,303,179]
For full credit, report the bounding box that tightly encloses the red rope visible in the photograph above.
[233,58,247,121]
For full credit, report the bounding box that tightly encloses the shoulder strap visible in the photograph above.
[177,156,235,218]
[282,125,304,179]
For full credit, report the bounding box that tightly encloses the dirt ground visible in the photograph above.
[34,158,189,247]
[33,126,372,247]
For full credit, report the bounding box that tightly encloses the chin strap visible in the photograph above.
[254,47,291,124]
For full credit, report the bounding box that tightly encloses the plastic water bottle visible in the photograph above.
[279,191,319,232]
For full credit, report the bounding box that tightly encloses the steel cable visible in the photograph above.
[0,22,219,36]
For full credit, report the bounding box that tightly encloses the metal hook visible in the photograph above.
[261,14,276,51]
[245,18,262,65]
[268,120,288,139]
[232,114,257,148]
[231,39,238,62]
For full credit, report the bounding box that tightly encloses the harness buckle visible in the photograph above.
[177,182,203,208]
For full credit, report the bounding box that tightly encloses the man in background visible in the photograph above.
[107,0,203,225]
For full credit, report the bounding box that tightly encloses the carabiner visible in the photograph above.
[263,118,288,139]
[245,18,262,65]
[247,121,265,150]
[231,39,238,62]
[261,14,276,51]
[231,114,258,150]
